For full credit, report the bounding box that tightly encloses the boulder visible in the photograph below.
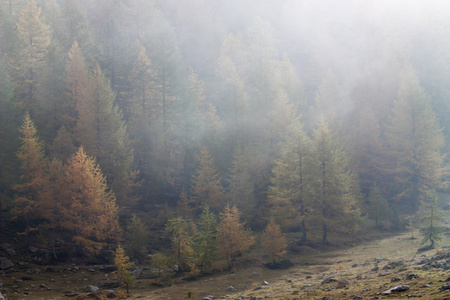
[0,257,14,269]
[321,277,337,284]
[226,286,235,292]
[84,285,100,293]
[381,285,410,295]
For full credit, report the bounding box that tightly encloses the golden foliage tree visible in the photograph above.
[13,113,47,247]
[191,146,224,211]
[61,147,121,255]
[262,219,287,263]
[217,205,255,269]
[15,0,50,108]
[114,245,135,294]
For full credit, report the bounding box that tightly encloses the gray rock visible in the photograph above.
[252,272,260,276]
[321,277,337,284]
[226,286,235,292]
[0,292,5,300]
[131,267,143,277]
[84,285,99,292]
[202,296,215,300]
[262,281,269,285]
[28,246,38,253]
[440,283,450,291]
[65,290,77,297]
[2,243,14,250]
[0,257,14,269]
[381,285,410,295]
[5,248,16,256]
[352,264,358,268]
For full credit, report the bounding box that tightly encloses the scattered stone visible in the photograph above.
[0,257,14,269]
[440,283,450,291]
[202,296,214,300]
[406,274,418,280]
[407,294,421,297]
[285,279,292,283]
[374,257,387,263]
[65,290,77,297]
[381,285,410,295]
[28,247,38,253]
[391,277,402,282]
[34,268,41,274]
[422,284,430,288]
[88,268,95,272]
[5,248,16,256]
[226,286,235,292]
[321,277,337,284]
[352,295,363,299]
[305,275,312,279]
[18,262,28,266]
[262,281,269,285]
[252,272,259,276]
[352,264,358,268]
[131,267,143,277]
[378,272,390,277]
[371,266,379,272]
[254,286,262,290]
[2,243,14,250]
[40,283,50,290]
[84,285,99,292]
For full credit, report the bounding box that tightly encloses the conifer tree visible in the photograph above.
[217,205,255,269]
[262,219,287,263]
[227,146,255,216]
[13,113,47,247]
[268,120,313,241]
[311,119,361,244]
[72,61,138,207]
[114,245,135,295]
[62,147,121,255]
[196,205,217,273]
[14,0,50,109]
[128,214,149,263]
[191,146,224,211]
[420,191,442,249]
[166,217,195,272]
[385,67,448,211]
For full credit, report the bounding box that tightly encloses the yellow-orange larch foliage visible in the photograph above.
[62,147,121,254]
[13,113,48,246]
[217,205,255,269]
[262,218,287,263]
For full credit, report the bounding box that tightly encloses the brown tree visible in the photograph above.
[61,147,121,255]
[13,113,47,247]
[191,146,224,211]
[217,205,254,269]
[262,218,287,263]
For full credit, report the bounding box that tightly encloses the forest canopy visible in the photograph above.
[0,0,449,260]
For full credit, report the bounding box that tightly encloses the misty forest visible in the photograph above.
[0,0,450,298]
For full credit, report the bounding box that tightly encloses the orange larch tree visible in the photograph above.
[261,218,287,263]
[217,205,254,269]
[61,147,121,255]
[13,113,48,247]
